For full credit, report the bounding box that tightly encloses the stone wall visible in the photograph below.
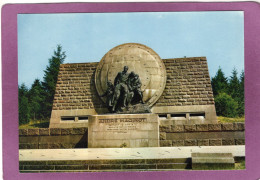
[159,123,245,147]
[52,62,103,111]
[156,57,214,106]
[19,128,88,149]
[50,57,217,128]
[19,123,244,149]
[52,57,213,111]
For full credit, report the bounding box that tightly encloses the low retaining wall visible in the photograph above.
[19,123,245,149]
[159,123,245,147]
[19,128,88,149]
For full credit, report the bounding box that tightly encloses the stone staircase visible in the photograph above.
[19,146,244,172]
[20,158,192,172]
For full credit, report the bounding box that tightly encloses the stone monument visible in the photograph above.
[20,43,244,172]
[88,43,168,147]
[49,43,217,133]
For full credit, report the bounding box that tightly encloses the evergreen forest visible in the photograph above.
[19,45,66,125]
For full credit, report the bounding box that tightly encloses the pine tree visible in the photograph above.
[19,83,30,125]
[215,92,238,117]
[239,70,244,100]
[28,79,45,120]
[228,68,240,101]
[238,71,245,116]
[42,45,66,118]
[211,67,245,118]
[211,67,228,96]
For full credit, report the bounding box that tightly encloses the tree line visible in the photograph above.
[211,67,244,117]
[18,45,66,125]
[18,45,244,125]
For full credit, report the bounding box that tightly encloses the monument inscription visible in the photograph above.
[98,118,147,133]
[88,114,159,148]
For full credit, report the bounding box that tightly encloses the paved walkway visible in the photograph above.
[19,145,245,161]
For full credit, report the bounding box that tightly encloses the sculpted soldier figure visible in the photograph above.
[100,80,114,111]
[112,66,130,112]
[128,72,144,104]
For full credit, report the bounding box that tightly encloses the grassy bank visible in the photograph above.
[217,116,245,123]
[19,120,49,129]
[235,160,245,170]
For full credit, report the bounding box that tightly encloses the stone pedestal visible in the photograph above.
[88,113,159,148]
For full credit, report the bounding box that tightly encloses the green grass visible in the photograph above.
[195,160,245,170]
[19,120,49,129]
[217,116,245,123]
[235,160,245,170]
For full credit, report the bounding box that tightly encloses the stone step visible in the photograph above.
[192,153,234,158]
[19,146,244,172]
[156,163,191,169]
[20,158,191,165]
[20,159,192,172]
[192,153,235,170]
[20,169,191,173]
[19,146,245,161]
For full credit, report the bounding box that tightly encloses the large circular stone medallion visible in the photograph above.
[95,43,166,107]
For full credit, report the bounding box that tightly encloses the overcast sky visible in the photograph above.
[18,11,244,87]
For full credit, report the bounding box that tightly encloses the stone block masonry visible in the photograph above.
[192,153,235,170]
[159,122,245,147]
[156,57,214,106]
[50,57,217,128]
[52,62,103,111]
[19,128,88,149]
[19,146,244,172]
[20,158,191,172]
[52,57,214,111]
[19,123,244,149]
[88,114,159,148]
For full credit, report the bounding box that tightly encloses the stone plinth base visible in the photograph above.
[88,114,159,148]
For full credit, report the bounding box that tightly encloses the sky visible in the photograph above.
[18,11,244,87]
